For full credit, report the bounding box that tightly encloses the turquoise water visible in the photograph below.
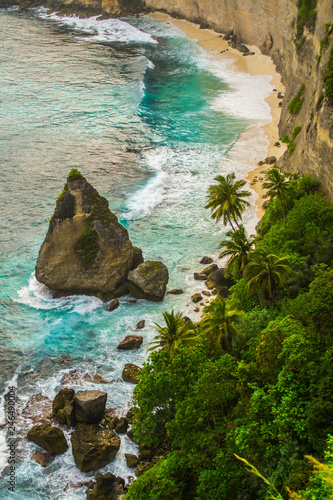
[0,8,272,498]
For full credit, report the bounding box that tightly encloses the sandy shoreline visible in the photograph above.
[149,12,287,219]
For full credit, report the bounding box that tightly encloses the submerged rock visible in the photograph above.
[136,320,145,329]
[31,450,52,467]
[71,424,121,472]
[191,293,203,303]
[200,256,213,264]
[27,424,68,455]
[125,453,139,468]
[35,169,138,301]
[127,261,169,302]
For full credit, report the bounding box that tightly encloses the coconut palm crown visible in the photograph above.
[244,249,292,307]
[262,168,290,218]
[148,310,198,357]
[205,172,251,230]
[220,225,256,276]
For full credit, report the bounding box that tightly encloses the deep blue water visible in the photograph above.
[0,8,272,498]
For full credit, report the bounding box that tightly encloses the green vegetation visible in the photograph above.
[288,85,305,114]
[140,261,163,278]
[282,126,302,155]
[67,167,84,181]
[205,172,251,231]
[324,47,333,104]
[149,311,198,357]
[87,195,118,229]
[296,0,317,39]
[220,226,255,277]
[125,171,333,500]
[55,183,67,208]
[320,23,333,52]
[263,167,291,217]
[76,229,99,269]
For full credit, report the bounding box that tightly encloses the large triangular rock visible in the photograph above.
[35,169,140,300]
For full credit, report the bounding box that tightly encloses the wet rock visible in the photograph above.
[86,472,125,500]
[27,424,68,455]
[205,269,234,291]
[122,364,141,384]
[31,450,52,467]
[105,416,129,434]
[167,288,184,294]
[194,272,207,280]
[22,393,53,425]
[127,428,139,444]
[53,388,75,414]
[127,261,169,302]
[191,293,203,303]
[202,291,211,297]
[71,424,121,472]
[107,298,119,312]
[117,335,143,350]
[136,320,145,329]
[223,29,234,41]
[200,256,213,264]
[73,390,107,424]
[91,374,109,384]
[202,264,219,276]
[126,407,135,423]
[125,453,139,468]
[265,156,277,164]
[182,316,192,323]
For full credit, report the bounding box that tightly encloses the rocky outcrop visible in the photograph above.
[53,388,76,427]
[36,170,168,301]
[27,424,68,455]
[36,170,136,301]
[73,390,107,424]
[71,424,121,472]
[125,453,139,468]
[127,261,169,302]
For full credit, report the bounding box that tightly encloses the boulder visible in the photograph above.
[127,261,169,302]
[125,453,139,468]
[86,473,125,500]
[167,289,184,295]
[202,264,219,276]
[27,424,68,455]
[136,320,145,329]
[35,169,139,301]
[71,424,121,472]
[126,428,139,444]
[105,416,128,434]
[191,293,203,303]
[73,390,107,424]
[205,269,234,291]
[91,374,109,384]
[31,450,52,467]
[107,298,119,312]
[57,401,75,427]
[53,388,75,426]
[194,272,207,281]
[122,364,141,384]
[200,256,213,264]
[265,156,277,164]
[117,335,143,350]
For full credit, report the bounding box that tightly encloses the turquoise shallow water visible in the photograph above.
[0,8,272,498]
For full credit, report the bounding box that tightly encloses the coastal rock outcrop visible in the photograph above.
[86,473,125,500]
[71,423,121,472]
[27,424,68,455]
[73,390,107,424]
[127,261,169,302]
[35,169,168,302]
[36,169,136,301]
[117,335,143,350]
[122,363,141,384]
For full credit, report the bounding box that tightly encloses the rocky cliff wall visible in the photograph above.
[145,0,333,199]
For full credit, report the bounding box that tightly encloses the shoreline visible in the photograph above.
[149,12,287,220]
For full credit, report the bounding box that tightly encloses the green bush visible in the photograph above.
[67,168,83,181]
[324,47,333,103]
[288,84,305,114]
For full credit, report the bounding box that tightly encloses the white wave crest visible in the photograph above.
[38,12,158,45]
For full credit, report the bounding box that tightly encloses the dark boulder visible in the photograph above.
[202,264,219,276]
[125,453,139,468]
[73,390,107,424]
[205,269,234,291]
[27,424,68,455]
[117,335,143,350]
[107,298,119,312]
[86,473,125,500]
[127,261,169,302]
[122,364,141,384]
[191,293,203,303]
[71,424,121,472]
[200,256,213,264]
[167,288,184,295]
[136,320,145,329]
[194,272,207,280]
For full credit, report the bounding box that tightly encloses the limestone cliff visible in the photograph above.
[36,169,138,300]
[144,0,333,199]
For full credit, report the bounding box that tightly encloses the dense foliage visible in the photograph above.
[125,173,333,500]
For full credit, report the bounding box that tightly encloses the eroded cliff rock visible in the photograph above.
[36,169,138,300]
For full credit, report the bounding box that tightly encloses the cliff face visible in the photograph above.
[145,0,333,199]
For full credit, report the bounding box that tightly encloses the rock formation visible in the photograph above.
[127,261,169,302]
[35,169,168,301]
[27,424,68,455]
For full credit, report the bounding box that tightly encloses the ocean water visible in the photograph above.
[0,8,272,499]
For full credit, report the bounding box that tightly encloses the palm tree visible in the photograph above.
[200,296,243,356]
[220,225,256,276]
[262,168,290,218]
[148,311,198,357]
[244,249,292,307]
[205,173,251,231]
